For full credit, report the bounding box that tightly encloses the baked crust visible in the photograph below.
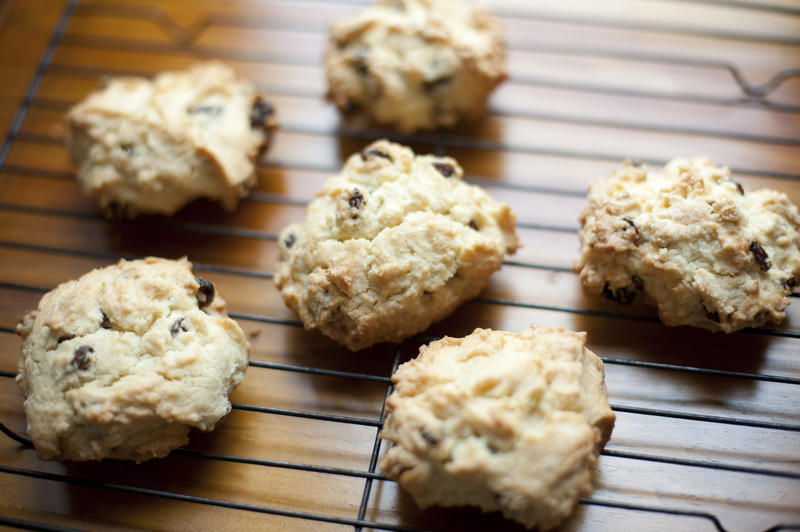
[275,139,519,351]
[67,62,276,217]
[380,325,615,530]
[574,158,800,332]
[16,257,249,462]
[325,0,507,132]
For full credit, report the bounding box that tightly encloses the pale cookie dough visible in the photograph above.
[16,257,249,462]
[67,62,276,217]
[325,0,507,132]
[380,325,615,530]
[275,139,519,351]
[574,158,800,332]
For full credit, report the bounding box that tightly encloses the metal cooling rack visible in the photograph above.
[0,0,798,530]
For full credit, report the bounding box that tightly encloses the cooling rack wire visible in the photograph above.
[0,0,798,530]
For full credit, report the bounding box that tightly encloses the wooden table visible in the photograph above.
[0,1,798,530]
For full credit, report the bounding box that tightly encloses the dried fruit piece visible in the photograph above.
[72,345,93,370]
[432,162,454,177]
[196,277,215,308]
[601,283,636,305]
[249,97,274,128]
[349,188,364,209]
[704,307,720,323]
[361,148,393,162]
[170,317,188,336]
[749,241,771,271]
[623,217,641,245]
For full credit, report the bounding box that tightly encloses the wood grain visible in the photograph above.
[0,1,798,531]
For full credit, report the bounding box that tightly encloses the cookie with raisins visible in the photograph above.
[275,140,519,350]
[574,158,800,332]
[325,0,506,132]
[67,62,276,217]
[16,257,249,462]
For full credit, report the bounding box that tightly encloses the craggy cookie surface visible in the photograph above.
[574,158,800,332]
[275,140,518,351]
[67,62,276,217]
[380,326,615,530]
[16,257,249,462]
[325,0,506,132]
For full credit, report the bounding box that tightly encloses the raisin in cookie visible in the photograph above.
[67,62,276,217]
[380,326,615,530]
[574,158,800,332]
[16,257,249,462]
[275,140,519,351]
[325,0,507,132]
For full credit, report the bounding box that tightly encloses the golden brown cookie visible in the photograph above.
[574,158,800,332]
[16,257,249,462]
[325,0,507,132]
[67,62,276,217]
[275,140,518,350]
[380,325,615,530]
